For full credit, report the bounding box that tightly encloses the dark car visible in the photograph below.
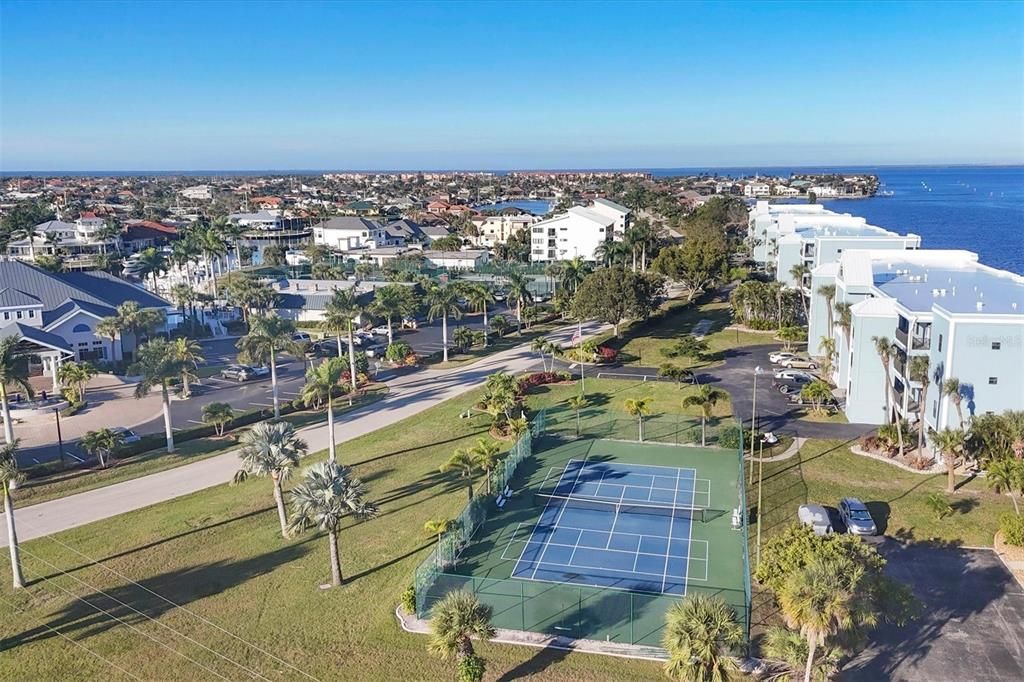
[772,371,814,394]
[313,340,342,357]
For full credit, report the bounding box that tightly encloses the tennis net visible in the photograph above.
[534,492,706,522]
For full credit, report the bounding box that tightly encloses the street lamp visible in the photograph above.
[749,366,763,485]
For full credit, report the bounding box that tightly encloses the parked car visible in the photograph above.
[292,332,312,343]
[798,504,833,536]
[492,292,507,302]
[772,371,814,394]
[111,426,141,444]
[363,342,386,358]
[221,364,257,382]
[313,340,341,357]
[779,357,818,370]
[769,351,798,364]
[250,365,271,379]
[838,497,878,536]
[371,325,390,336]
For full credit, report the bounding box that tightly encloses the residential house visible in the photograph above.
[470,213,539,248]
[6,215,120,269]
[313,217,384,249]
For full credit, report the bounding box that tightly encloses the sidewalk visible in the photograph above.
[1,321,607,547]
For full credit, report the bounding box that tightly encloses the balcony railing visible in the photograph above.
[911,336,931,350]
[895,327,909,348]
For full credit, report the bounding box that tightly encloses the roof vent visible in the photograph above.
[976,301,985,311]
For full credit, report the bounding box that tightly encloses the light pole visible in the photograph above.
[756,437,764,569]
[54,407,66,470]
[749,365,763,485]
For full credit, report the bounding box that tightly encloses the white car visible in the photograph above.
[773,369,815,382]
[770,351,798,364]
[371,325,390,336]
[111,427,141,444]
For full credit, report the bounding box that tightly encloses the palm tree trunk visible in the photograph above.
[270,347,280,419]
[387,318,394,347]
[482,307,489,348]
[327,399,336,463]
[328,528,343,586]
[466,479,473,502]
[181,371,191,398]
[161,383,175,453]
[947,455,956,493]
[442,315,449,363]
[701,416,707,447]
[638,416,644,442]
[1,389,14,445]
[272,475,288,537]
[575,409,581,437]
[4,490,24,588]
[347,322,358,401]
[803,638,817,682]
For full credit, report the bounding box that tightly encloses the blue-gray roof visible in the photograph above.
[0,323,74,353]
[0,288,42,307]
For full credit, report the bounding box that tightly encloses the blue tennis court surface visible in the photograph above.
[510,459,710,595]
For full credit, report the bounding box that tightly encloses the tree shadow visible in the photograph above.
[345,541,433,584]
[865,501,891,535]
[951,497,979,515]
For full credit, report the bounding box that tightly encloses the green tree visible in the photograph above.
[322,289,361,392]
[942,377,965,429]
[262,244,286,266]
[56,361,97,404]
[817,337,836,382]
[660,336,709,364]
[452,326,475,353]
[233,421,308,537]
[462,284,495,348]
[651,229,729,301]
[490,316,511,338]
[428,590,496,682]
[682,385,725,446]
[370,284,416,347]
[134,247,169,293]
[201,401,234,436]
[624,397,653,442]
[287,460,379,587]
[761,626,840,682]
[169,282,197,320]
[441,448,481,502]
[659,364,694,388]
[130,339,184,453]
[924,492,954,521]
[301,357,347,462]
[424,518,454,547]
[425,283,464,362]
[571,267,665,336]
[467,438,502,495]
[871,336,903,453]
[908,355,930,455]
[567,394,587,437]
[932,427,966,493]
[777,326,806,350]
[985,458,1024,515]
[560,256,592,293]
[817,284,837,332]
[662,594,743,682]
[505,271,533,334]
[800,380,834,417]
[237,314,299,418]
[79,427,125,469]
[169,337,204,398]
[0,440,26,588]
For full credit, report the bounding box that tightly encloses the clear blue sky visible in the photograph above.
[1,0,1022,170]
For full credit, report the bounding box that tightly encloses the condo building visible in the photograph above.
[529,199,630,262]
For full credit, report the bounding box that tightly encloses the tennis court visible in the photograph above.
[509,460,710,595]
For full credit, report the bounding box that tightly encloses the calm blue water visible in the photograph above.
[476,199,552,215]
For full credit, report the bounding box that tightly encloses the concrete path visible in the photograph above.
[1,321,607,548]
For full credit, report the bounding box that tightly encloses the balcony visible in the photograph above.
[911,335,931,351]
[895,327,909,348]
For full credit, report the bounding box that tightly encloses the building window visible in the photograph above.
[2,312,8,320]
[937,334,943,352]
[72,323,91,333]
[992,341,1001,350]
[27,310,35,318]
[16,311,23,319]
[989,377,998,385]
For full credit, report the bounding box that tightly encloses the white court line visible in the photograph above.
[499,522,527,561]
[531,462,587,580]
[662,467,681,593]
[512,459,586,579]
[516,538,711,584]
[518,533,691,559]
[566,529,584,566]
[683,474,695,595]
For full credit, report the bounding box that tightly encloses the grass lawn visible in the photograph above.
[0,379,682,681]
[425,316,566,369]
[791,407,848,424]
[14,386,389,508]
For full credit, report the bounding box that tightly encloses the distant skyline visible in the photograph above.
[2,0,1022,171]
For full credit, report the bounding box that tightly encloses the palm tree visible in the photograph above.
[452,326,475,354]
[985,458,1024,515]
[301,357,346,462]
[57,361,97,404]
[424,518,454,547]
[79,427,125,469]
[467,438,502,494]
[682,386,725,447]
[777,559,855,682]
[789,264,811,320]
[369,284,414,347]
[833,301,852,350]
[425,284,464,362]
[237,314,299,418]
[169,337,204,398]
[169,283,196,321]
[428,590,495,682]
[201,401,234,436]
[198,224,228,298]
[462,284,495,348]
[568,394,587,437]
[134,247,169,293]
[131,339,183,453]
[505,272,533,335]
[0,337,33,445]
[324,289,363,394]
[287,460,378,587]
[817,284,837,332]
[234,421,308,537]
[1,439,26,588]
[817,336,836,382]
[530,337,551,371]
[871,336,903,453]
[441,448,480,502]
[95,316,122,364]
[908,356,930,455]
[624,397,653,442]
[762,626,840,682]
[560,256,592,293]
[662,594,743,682]
[932,427,966,493]
[490,315,511,339]
[942,377,965,429]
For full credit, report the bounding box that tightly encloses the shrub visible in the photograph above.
[457,654,486,682]
[1000,513,1024,546]
[385,341,413,363]
[746,318,776,331]
[60,401,86,417]
[906,454,934,471]
[717,426,742,450]
[400,584,417,614]
[515,372,566,394]
[595,345,618,362]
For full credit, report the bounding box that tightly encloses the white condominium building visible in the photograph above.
[470,213,540,248]
[530,199,630,262]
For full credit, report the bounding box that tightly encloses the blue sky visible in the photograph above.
[1,0,1022,170]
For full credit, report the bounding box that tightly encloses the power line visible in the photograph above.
[20,520,321,681]
[0,593,145,682]
[17,547,236,682]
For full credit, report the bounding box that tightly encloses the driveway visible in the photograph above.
[843,540,1024,681]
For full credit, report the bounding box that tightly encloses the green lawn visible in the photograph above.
[14,386,389,508]
[1,380,673,681]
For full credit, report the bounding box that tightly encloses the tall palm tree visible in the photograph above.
[908,355,930,455]
[369,284,414,347]
[131,338,183,453]
[817,336,836,382]
[424,518,454,547]
[817,284,837,332]
[57,361,97,404]
[134,247,169,293]
[170,283,197,321]
[682,385,726,447]
[932,427,966,493]
[985,458,1024,515]
[871,336,903,453]
[428,590,495,681]
[425,284,464,363]
[462,284,495,348]
[790,264,811,321]
[530,337,551,372]
[762,626,841,682]
[441,448,480,502]
[79,427,125,469]
[11,223,44,260]
[324,289,362,394]
[95,316,122,364]
[216,216,247,272]
[777,559,855,682]
[234,420,308,537]
[560,256,592,293]
[567,394,587,437]
[942,377,965,429]
[237,314,299,418]
[169,337,204,398]
[833,301,852,350]
[0,338,32,446]
[198,223,229,298]
[1,439,26,588]
[505,272,533,334]
[171,237,201,288]
[287,460,378,587]
[467,438,502,494]
[624,397,653,442]
[301,357,346,462]
[662,594,743,682]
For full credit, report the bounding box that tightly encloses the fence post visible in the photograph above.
[521,581,525,631]
[630,592,635,644]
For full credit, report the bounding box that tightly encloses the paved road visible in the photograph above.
[1,320,607,548]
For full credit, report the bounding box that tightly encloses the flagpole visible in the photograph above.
[577,319,585,393]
